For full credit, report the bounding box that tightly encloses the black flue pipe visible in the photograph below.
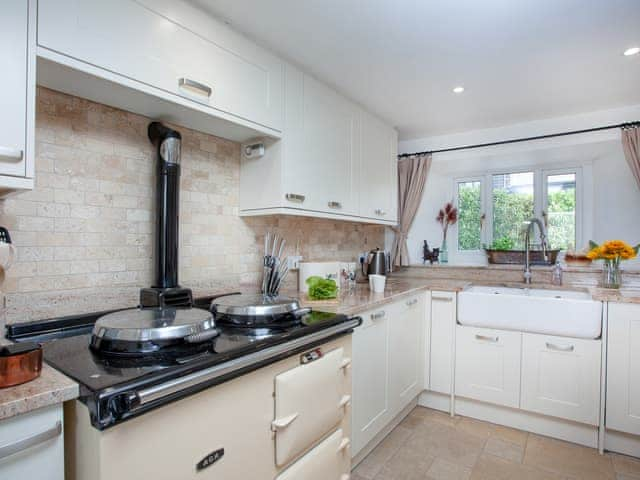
[148,122,182,289]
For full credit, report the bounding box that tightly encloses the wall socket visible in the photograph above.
[287,256,303,270]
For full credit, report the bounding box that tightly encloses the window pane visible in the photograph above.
[457,181,482,251]
[546,173,576,250]
[492,172,534,249]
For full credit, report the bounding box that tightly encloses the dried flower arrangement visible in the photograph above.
[436,201,458,244]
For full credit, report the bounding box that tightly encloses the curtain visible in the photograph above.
[622,125,640,190]
[391,153,432,267]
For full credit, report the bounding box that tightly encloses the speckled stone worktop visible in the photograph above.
[0,363,78,421]
[295,277,469,316]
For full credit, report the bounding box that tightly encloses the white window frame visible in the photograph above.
[542,167,583,251]
[453,165,583,257]
[452,176,486,257]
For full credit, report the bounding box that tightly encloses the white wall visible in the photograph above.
[395,104,640,266]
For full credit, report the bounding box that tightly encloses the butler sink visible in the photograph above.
[458,285,602,339]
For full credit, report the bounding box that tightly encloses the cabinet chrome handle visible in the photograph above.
[0,146,23,162]
[285,193,305,203]
[475,334,499,343]
[546,342,574,352]
[328,201,342,209]
[0,421,61,460]
[432,294,453,302]
[406,298,418,306]
[374,209,386,216]
[371,311,386,320]
[178,77,212,98]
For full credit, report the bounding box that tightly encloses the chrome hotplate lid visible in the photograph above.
[212,294,301,317]
[92,307,215,343]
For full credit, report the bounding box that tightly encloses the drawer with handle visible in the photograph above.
[272,346,350,467]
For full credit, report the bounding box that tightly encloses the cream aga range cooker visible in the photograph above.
[8,293,359,480]
[6,122,360,479]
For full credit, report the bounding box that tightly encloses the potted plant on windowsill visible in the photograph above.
[484,236,561,265]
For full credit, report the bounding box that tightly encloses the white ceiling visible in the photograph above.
[191,0,640,140]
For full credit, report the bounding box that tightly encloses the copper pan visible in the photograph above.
[0,343,42,388]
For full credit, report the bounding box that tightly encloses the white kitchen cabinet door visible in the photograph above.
[429,291,456,394]
[300,75,359,215]
[38,0,284,132]
[521,333,601,425]
[0,405,64,479]
[359,110,398,223]
[352,307,391,456]
[455,326,522,408]
[0,0,29,178]
[389,295,425,415]
[607,303,640,435]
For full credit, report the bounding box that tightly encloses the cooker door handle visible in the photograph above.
[337,437,351,453]
[340,474,351,480]
[339,394,351,410]
[340,357,352,372]
[271,413,298,432]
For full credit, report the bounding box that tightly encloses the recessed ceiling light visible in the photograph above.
[453,86,465,94]
[623,47,640,56]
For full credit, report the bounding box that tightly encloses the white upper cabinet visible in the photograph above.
[240,65,398,225]
[0,0,34,194]
[37,0,284,134]
[298,75,359,215]
[359,110,398,223]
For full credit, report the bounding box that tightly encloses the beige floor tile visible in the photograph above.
[456,417,494,439]
[422,408,461,428]
[618,474,640,480]
[523,434,615,480]
[611,453,640,477]
[483,436,524,463]
[355,425,414,479]
[406,424,486,468]
[426,458,472,480]
[470,453,566,480]
[490,424,529,447]
[374,448,435,480]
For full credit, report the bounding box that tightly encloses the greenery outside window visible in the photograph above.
[455,168,581,254]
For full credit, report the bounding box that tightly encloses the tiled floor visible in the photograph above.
[353,407,640,480]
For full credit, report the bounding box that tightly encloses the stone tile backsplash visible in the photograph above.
[0,88,384,326]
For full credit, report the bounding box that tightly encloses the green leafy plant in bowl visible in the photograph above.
[488,237,515,251]
[306,276,339,300]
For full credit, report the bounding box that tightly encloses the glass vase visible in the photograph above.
[602,258,621,289]
[440,238,448,264]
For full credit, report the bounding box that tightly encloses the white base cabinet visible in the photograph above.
[352,293,427,457]
[521,333,601,425]
[0,405,64,479]
[607,302,640,436]
[455,326,521,408]
[429,291,456,395]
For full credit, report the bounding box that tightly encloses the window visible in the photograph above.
[492,172,534,249]
[454,168,581,254]
[457,180,482,251]
[544,172,577,250]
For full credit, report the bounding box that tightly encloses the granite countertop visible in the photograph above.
[590,287,640,304]
[294,277,469,316]
[0,363,79,421]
